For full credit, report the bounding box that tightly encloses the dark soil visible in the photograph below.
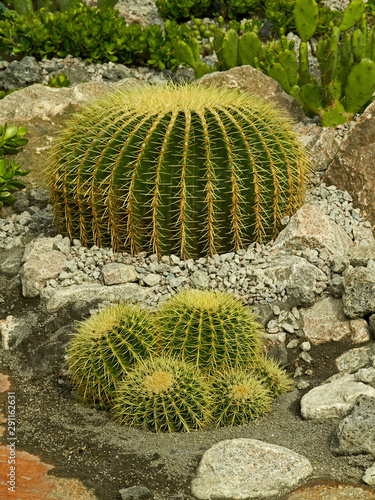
[1,273,375,500]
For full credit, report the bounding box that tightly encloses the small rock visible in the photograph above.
[101,263,138,285]
[336,346,375,374]
[363,464,375,486]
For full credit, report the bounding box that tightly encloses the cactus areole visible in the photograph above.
[48,84,309,259]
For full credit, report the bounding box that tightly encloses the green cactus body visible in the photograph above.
[300,82,322,115]
[366,28,374,60]
[48,84,309,259]
[344,58,375,113]
[339,0,365,32]
[213,29,225,67]
[293,0,319,42]
[298,42,312,86]
[175,40,197,68]
[253,355,293,396]
[290,84,303,107]
[210,367,273,427]
[279,49,298,88]
[340,32,353,67]
[352,28,366,62]
[155,289,264,372]
[222,29,239,69]
[372,29,375,62]
[194,62,213,79]
[189,37,200,63]
[112,356,211,432]
[67,304,157,408]
[238,31,260,66]
[321,100,347,127]
[267,62,291,93]
[323,27,340,88]
[316,37,330,78]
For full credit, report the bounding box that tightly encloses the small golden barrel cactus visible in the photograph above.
[210,367,273,427]
[155,289,264,372]
[48,83,310,259]
[253,354,294,396]
[67,304,157,408]
[112,356,212,432]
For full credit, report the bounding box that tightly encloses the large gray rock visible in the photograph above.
[20,250,67,298]
[194,65,306,123]
[271,204,352,257]
[302,297,370,345]
[191,438,312,500]
[331,395,375,455]
[296,124,340,174]
[40,282,155,312]
[342,267,375,318]
[0,56,42,91]
[323,99,375,232]
[300,373,375,420]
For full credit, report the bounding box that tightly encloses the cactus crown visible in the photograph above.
[113,356,212,432]
[48,83,310,259]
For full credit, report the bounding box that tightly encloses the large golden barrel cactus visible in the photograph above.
[48,83,310,259]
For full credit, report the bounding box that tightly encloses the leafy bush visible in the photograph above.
[155,0,211,21]
[210,0,262,19]
[0,123,29,209]
[0,2,191,68]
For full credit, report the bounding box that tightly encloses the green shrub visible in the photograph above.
[155,0,211,20]
[67,304,157,409]
[112,356,211,432]
[47,84,309,258]
[211,0,262,19]
[0,2,191,68]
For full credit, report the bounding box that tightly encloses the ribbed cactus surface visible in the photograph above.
[156,289,264,371]
[67,304,156,408]
[48,84,309,259]
[112,356,211,432]
[254,354,293,396]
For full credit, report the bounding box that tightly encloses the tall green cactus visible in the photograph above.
[48,84,309,259]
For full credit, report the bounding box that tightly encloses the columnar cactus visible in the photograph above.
[67,304,157,408]
[155,289,264,372]
[112,356,211,432]
[210,367,273,427]
[48,84,309,259]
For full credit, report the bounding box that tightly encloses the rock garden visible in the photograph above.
[1,0,375,499]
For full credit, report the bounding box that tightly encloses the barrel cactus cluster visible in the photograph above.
[48,83,309,259]
[67,289,293,432]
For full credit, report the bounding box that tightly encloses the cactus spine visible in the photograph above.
[67,304,157,408]
[48,84,309,259]
[155,289,264,372]
[112,356,211,432]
